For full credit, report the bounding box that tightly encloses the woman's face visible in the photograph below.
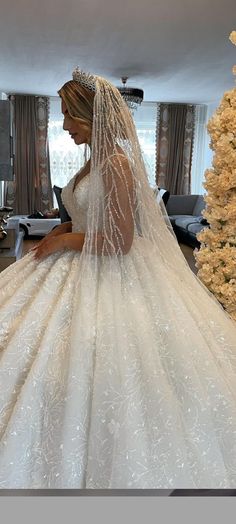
[61,99,92,146]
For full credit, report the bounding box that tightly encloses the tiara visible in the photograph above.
[72,67,96,91]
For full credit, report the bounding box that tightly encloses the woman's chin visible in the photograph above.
[74,138,88,146]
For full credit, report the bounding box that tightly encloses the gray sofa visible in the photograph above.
[54,184,207,249]
[166,194,208,248]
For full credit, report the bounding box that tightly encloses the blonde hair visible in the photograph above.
[58,80,95,125]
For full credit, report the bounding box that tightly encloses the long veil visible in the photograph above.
[75,74,236,321]
[80,76,187,270]
[67,75,236,488]
[2,74,236,489]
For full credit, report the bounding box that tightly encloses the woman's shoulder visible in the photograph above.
[101,149,133,192]
[102,147,130,171]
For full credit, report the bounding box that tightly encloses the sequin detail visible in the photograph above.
[1,174,236,488]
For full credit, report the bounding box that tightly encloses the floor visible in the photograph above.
[22,238,198,274]
[179,243,198,275]
[22,237,40,257]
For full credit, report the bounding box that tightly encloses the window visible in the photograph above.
[191,104,208,194]
[133,102,158,187]
[48,98,86,203]
[48,98,158,194]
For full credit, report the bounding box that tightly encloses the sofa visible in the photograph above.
[53,185,71,223]
[53,184,207,249]
[166,194,208,248]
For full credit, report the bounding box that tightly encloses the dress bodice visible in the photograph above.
[61,170,141,238]
[61,173,91,232]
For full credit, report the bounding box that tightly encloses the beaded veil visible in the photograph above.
[62,73,236,489]
[2,69,236,489]
[69,69,182,274]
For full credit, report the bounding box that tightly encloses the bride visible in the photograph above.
[1,68,236,489]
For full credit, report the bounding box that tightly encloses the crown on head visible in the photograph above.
[72,67,96,91]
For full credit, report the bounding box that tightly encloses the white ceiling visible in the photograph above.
[0,0,236,104]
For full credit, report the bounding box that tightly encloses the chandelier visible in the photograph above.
[117,77,144,111]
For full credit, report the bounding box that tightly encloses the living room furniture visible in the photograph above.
[54,184,171,225]
[53,185,71,223]
[0,218,23,272]
[53,184,206,249]
[154,187,170,207]
[166,194,208,248]
[7,213,61,238]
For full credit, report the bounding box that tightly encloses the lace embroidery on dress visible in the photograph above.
[1,75,236,489]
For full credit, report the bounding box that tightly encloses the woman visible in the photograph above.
[1,69,236,489]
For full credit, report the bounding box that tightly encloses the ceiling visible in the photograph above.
[0,0,236,104]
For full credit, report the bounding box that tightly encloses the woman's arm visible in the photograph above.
[100,154,134,255]
[31,221,72,255]
[33,154,134,259]
[33,221,72,245]
[33,231,84,259]
[45,221,72,237]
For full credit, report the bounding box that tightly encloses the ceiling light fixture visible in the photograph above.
[117,76,144,111]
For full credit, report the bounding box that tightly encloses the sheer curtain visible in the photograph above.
[48,99,209,197]
[48,98,158,193]
[191,104,208,194]
[48,98,87,206]
[132,102,158,187]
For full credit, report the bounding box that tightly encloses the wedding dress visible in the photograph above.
[1,169,236,489]
[2,71,236,489]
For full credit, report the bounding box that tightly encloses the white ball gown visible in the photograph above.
[1,172,236,489]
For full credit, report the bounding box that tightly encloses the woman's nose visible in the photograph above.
[63,117,70,131]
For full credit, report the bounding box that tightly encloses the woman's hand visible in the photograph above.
[29,221,72,257]
[31,230,85,260]
[32,235,66,260]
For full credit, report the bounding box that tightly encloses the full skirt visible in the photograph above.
[1,238,236,488]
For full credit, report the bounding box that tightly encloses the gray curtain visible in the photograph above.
[5,95,53,214]
[156,103,195,195]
